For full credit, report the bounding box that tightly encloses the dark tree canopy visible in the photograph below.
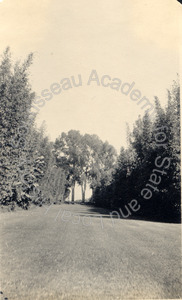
[92,78,180,223]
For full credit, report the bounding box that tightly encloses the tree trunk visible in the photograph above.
[81,184,85,202]
[71,182,75,203]
[83,179,86,202]
[81,179,87,202]
[81,184,84,202]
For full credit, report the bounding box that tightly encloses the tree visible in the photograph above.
[54,131,117,203]
[0,48,35,208]
[91,78,180,222]
[54,130,83,202]
[0,48,67,209]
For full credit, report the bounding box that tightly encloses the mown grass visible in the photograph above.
[0,204,181,300]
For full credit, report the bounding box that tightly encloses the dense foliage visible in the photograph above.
[0,48,66,209]
[92,79,181,222]
[0,49,180,222]
[54,130,117,202]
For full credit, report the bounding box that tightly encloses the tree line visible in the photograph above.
[92,80,180,222]
[0,49,180,222]
[0,49,68,209]
[0,49,117,209]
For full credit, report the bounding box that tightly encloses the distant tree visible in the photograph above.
[54,131,117,203]
[54,130,83,202]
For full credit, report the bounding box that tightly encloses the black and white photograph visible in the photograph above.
[0,0,181,299]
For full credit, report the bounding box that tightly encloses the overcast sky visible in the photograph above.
[0,0,180,153]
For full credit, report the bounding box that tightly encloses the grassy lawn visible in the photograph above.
[0,204,181,300]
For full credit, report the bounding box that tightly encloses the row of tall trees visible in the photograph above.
[0,48,180,222]
[0,48,67,209]
[0,48,117,209]
[92,79,180,222]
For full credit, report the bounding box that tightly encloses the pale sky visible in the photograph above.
[0,0,181,153]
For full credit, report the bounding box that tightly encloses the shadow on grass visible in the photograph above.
[73,202,181,224]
